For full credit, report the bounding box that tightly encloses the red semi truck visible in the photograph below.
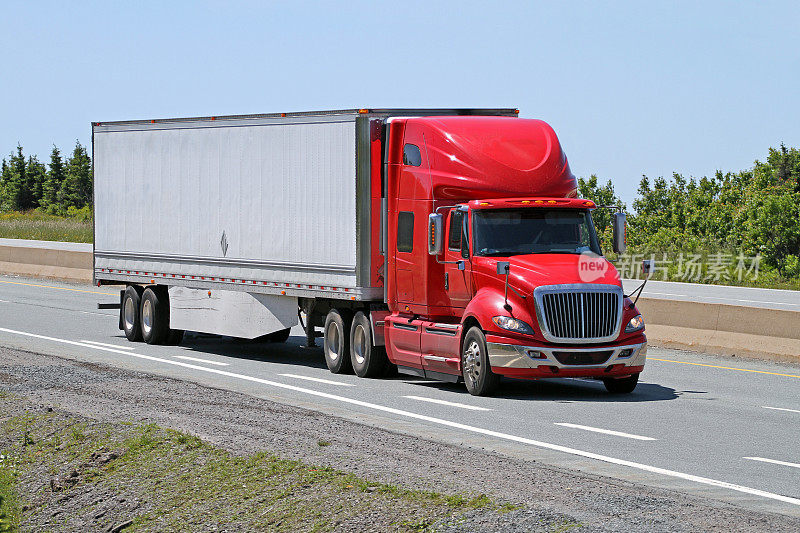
[93,108,646,396]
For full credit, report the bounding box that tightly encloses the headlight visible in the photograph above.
[625,314,645,333]
[492,316,534,335]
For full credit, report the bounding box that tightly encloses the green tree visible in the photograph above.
[60,140,92,209]
[26,155,47,208]
[42,145,66,210]
[1,145,35,210]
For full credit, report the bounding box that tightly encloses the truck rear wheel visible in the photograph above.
[122,286,144,342]
[603,374,639,394]
[461,327,500,396]
[350,312,387,378]
[141,287,170,345]
[324,309,353,374]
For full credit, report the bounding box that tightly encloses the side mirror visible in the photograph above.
[428,213,443,255]
[612,211,627,254]
[642,259,654,276]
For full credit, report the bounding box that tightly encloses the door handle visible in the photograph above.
[444,272,449,290]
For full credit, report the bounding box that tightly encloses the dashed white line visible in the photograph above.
[744,457,800,470]
[762,406,800,414]
[174,355,229,367]
[555,423,656,441]
[1,326,799,507]
[403,395,492,411]
[81,340,135,351]
[279,373,355,387]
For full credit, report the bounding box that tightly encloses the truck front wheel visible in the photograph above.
[350,312,387,378]
[461,327,500,396]
[603,374,639,394]
[324,309,353,374]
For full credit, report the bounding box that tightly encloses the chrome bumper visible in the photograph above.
[487,341,647,369]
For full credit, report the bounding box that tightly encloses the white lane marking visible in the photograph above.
[81,340,135,351]
[555,423,656,441]
[744,457,800,470]
[403,395,492,411]
[0,299,9,303]
[174,355,229,367]
[279,373,355,387]
[762,406,800,414]
[2,326,799,508]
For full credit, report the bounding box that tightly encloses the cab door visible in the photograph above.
[443,209,472,311]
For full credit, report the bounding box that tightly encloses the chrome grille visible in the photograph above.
[535,285,623,343]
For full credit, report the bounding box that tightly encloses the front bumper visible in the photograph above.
[487,341,646,379]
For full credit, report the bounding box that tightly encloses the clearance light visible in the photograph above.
[583,201,595,207]
[534,200,544,204]
[480,202,490,206]
[547,200,557,204]
[521,200,530,204]
[358,108,370,114]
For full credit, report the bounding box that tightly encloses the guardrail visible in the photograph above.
[0,238,796,362]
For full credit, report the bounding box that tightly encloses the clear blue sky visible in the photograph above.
[2,0,798,205]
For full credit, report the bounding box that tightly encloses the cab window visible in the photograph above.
[397,211,414,252]
[448,210,464,250]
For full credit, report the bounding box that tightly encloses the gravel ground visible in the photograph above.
[1,345,799,532]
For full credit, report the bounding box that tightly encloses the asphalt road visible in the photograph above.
[622,279,800,311]
[1,274,799,517]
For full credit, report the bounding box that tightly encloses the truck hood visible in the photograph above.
[472,253,622,293]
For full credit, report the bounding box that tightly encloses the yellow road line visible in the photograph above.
[0,278,113,296]
[649,358,800,379]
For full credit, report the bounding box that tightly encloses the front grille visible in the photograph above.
[553,350,613,365]
[538,288,621,341]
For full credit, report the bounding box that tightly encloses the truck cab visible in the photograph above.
[381,115,646,395]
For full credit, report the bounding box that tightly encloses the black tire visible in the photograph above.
[603,374,639,394]
[122,286,144,342]
[323,309,353,374]
[264,328,291,343]
[461,327,500,396]
[350,312,388,378]
[141,287,170,345]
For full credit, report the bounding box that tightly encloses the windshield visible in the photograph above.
[473,208,601,256]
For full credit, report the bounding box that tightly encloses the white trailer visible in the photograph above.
[93,109,383,344]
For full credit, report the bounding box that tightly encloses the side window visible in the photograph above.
[397,211,414,252]
[403,144,422,166]
[448,210,464,250]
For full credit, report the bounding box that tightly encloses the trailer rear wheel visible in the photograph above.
[350,312,387,378]
[603,373,639,394]
[461,327,500,396]
[122,286,144,342]
[324,309,353,374]
[141,287,170,345]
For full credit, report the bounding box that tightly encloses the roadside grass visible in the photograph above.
[0,457,20,533]
[0,399,519,531]
[0,211,92,243]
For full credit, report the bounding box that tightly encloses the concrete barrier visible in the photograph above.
[636,297,800,362]
[0,238,92,282]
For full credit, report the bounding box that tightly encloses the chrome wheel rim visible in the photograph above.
[142,299,153,337]
[353,324,367,366]
[124,296,135,331]
[326,322,340,362]
[463,340,481,386]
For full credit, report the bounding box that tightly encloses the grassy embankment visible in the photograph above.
[0,211,91,243]
[0,393,525,532]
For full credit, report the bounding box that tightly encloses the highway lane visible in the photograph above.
[622,279,800,311]
[1,275,799,516]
